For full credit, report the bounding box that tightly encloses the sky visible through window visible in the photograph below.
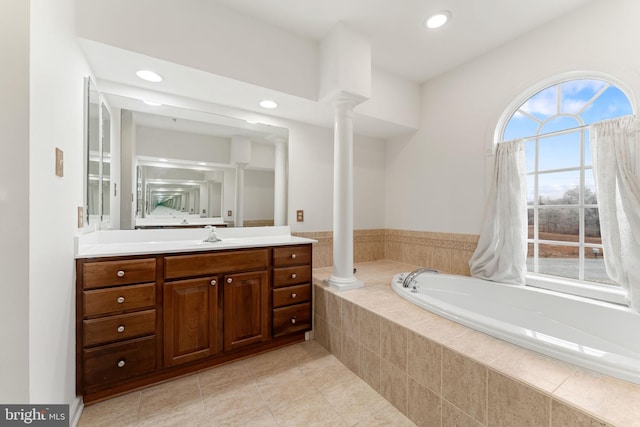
[503,80,633,200]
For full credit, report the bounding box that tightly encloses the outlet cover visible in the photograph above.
[55,148,64,177]
[77,206,84,228]
[227,210,232,216]
[296,210,304,222]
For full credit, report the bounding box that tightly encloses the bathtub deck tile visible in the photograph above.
[553,368,640,427]
[313,260,640,427]
[443,329,516,366]
[488,345,577,394]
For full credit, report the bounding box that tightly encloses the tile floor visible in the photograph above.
[77,339,416,426]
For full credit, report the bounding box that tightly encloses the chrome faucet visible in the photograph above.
[203,225,221,242]
[402,267,438,288]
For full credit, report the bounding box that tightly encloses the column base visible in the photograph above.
[327,275,364,291]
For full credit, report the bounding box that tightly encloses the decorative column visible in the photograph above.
[328,96,364,291]
[234,164,246,227]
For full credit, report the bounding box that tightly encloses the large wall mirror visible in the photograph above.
[85,77,113,228]
[106,94,289,229]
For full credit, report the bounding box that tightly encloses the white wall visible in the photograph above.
[0,0,30,404]
[29,0,90,409]
[136,126,231,163]
[385,0,640,235]
[287,120,387,232]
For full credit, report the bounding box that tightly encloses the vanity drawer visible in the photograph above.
[83,336,156,387]
[165,249,269,279]
[83,283,156,317]
[83,258,156,289]
[272,245,311,267]
[273,266,311,288]
[273,302,311,337]
[83,309,156,347]
[273,284,311,308]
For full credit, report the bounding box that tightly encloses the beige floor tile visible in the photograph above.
[255,365,316,409]
[270,393,347,427]
[201,380,269,425]
[138,375,202,420]
[297,351,360,391]
[352,404,416,427]
[137,399,205,427]
[243,345,298,379]
[78,392,140,427]
[198,359,253,394]
[321,373,389,425]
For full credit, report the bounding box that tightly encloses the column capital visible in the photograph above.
[325,89,369,109]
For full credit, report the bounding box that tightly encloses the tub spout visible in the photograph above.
[402,267,438,288]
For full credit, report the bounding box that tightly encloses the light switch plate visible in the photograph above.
[227,210,232,216]
[55,148,64,177]
[296,210,304,222]
[77,206,84,228]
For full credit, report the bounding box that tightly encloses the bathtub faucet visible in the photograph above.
[402,267,438,288]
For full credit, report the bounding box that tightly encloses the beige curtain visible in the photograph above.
[469,140,527,285]
[591,116,640,311]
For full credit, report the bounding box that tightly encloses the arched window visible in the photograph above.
[499,77,633,295]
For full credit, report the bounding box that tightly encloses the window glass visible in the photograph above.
[501,77,632,289]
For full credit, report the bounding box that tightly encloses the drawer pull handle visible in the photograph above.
[117,360,126,368]
[117,270,125,278]
[291,254,297,259]
[290,316,297,324]
[210,279,217,286]
[291,293,297,299]
[116,296,125,304]
[291,273,297,279]
[227,278,233,284]
[117,325,125,333]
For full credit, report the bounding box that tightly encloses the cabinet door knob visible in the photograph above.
[291,293,297,299]
[117,360,126,368]
[116,296,125,304]
[291,273,297,279]
[210,279,217,286]
[227,278,233,284]
[290,316,297,324]
[117,325,125,333]
[117,270,125,277]
[291,253,297,259]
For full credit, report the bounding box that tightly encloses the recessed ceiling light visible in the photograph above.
[259,100,278,109]
[198,162,207,166]
[425,10,451,29]
[158,158,168,162]
[136,69,163,82]
[142,100,163,106]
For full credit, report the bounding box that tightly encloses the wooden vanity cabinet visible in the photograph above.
[77,243,312,403]
[163,276,220,367]
[223,270,269,351]
[272,245,313,337]
[76,256,160,396]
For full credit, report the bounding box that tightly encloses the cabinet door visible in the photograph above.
[223,270,269,352]
[164,276,220,367]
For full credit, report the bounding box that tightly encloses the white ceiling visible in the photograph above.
[210,0,594,83]
[82,0,595,139]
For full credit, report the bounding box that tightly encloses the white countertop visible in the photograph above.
[75,226,316,258]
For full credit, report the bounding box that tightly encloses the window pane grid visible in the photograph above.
[506,78,630,291]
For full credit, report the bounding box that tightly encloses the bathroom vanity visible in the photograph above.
[75,227,314,403]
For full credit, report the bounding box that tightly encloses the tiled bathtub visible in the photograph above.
[312,260,640,427]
